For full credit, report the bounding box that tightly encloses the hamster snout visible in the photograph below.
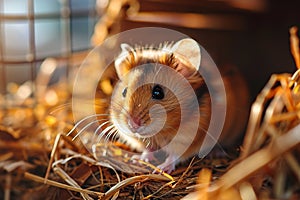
[128,116,142,131]
[110,65,183,141]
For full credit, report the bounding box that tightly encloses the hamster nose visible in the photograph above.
[128,116,141,131]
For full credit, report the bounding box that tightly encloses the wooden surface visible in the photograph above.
[119,0,300,101]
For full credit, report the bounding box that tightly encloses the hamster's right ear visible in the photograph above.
[172,38,201,71]
[114,43,136,79]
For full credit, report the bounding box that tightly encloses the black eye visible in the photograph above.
[122,87,127,97]
[152,85,164,100]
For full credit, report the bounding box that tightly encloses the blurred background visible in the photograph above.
[1,0,300,103]
[1,1,300,199]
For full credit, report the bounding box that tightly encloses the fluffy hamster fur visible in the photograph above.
[109,38,249,172]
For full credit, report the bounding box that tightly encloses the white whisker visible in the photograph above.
[94,120,111,135]
[145,138,151,149]
[105,128,118,143]
[71,119,106,141]
[111,129,119,142]
[98,124,115,142]
[102,125,116,143]
[66,114,109,136]
[49,102,72,115]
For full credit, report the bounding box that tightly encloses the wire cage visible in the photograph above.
[0,0,99,104]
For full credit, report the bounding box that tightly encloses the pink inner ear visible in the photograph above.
[176,63,196,78]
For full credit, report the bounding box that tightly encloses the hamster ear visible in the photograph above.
[171,38,201,71]
[114,43,135,78]
[120,43,134,53]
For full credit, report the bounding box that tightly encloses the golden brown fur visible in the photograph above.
[109,39,249,172]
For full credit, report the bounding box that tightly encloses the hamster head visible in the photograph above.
[110,38,206,149]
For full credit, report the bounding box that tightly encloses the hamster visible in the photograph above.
[109,38,249,173]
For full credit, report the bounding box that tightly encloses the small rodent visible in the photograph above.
[109,38,249,173]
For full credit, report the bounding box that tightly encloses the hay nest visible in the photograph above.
[1,27,300,200]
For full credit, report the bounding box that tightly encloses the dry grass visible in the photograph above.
[1,27,300,200]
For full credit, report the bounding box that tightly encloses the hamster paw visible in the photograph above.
[131,150,155,163]
[153,154,178,174]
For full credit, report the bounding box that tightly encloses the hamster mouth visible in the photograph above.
[130,127,146,135]
[131,125,163,139]
[128,125,154,138]
[129,126,150,138]
[127,117,152,137]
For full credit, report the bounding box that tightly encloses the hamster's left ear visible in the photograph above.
[114,43,136,79]
[171,38,201,71]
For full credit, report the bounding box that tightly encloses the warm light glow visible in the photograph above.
[40,58,57,75]
[127,12,246,30]
[45,90,59,106]
[100,79,113,95]
[211,0,267,12]
[6,82,19,94]
[16,81,33,100]
[45,115,57,126]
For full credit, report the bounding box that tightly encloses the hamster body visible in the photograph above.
[109,38,249,173]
